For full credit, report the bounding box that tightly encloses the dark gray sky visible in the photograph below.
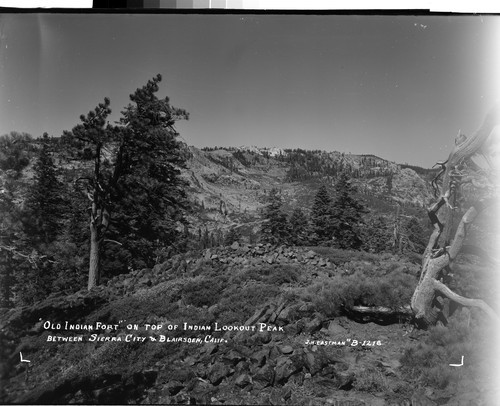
[0,13,498,166]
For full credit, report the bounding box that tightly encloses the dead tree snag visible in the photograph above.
[410,106,499,328]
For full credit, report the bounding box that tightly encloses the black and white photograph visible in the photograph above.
[0,5,499,405]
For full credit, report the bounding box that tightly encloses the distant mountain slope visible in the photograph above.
[0,139,436,239]
[181,146,435,234]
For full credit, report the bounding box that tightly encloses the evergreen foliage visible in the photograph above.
[109,75,190,270]
[331,172,368,249]
[393,214,427,255]
[260,188,289,244]
[289,207,310,245]
[11,137,69,303]
[361,215,393,253]
[310,185,334,244]
[0,170,26,307]
[60,74,190,288]
[23,138,66,245]
[0,132,34,174]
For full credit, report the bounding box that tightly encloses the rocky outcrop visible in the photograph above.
[0,244,445,405]
[106,243,336,297]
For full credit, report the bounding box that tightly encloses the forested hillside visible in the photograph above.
[0,81,437,307]
[1,76,497,405]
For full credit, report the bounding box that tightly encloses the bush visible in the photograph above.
[181,275,227,307]
[311,269,416,317]
[310,247,380,265]
[400,310,492,390]
[230,264,301,286]
[216,282,280,325]
[354,367,389,392]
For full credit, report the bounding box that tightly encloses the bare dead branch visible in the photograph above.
[433,279,499,322]
[103,239,122,246]
[409,107,500,328]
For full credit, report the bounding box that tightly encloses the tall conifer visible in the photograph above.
[331,172,367,249]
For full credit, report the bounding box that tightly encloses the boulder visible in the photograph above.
[304,317,323,334]
[234,373,252,388]
[223,349,245,366]
[163,381,184,396]
[279,345,294,355]
[235,360,250,373]
[268,388,283,405]
[306,250,316,259]
[138,276,152,287]
[327,321,348,336]
[249,348,269,367]
[276,306,296,325]
[274,355,304,385]
[303,350,328,376]
[253,364,275,389]
[207,362,231,385]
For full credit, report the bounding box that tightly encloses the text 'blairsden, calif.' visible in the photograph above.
[46,334,227,344]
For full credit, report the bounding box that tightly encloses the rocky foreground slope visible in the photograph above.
[1,244,496,405]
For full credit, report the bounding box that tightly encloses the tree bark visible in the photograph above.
[438,106,499,246]
[87,218,101,291]
[87,201,109,290]
[344,108,499,328]
[87,200,101,290]
[410,106,499,328]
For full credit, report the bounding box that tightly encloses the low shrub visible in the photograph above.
[231,264,301,286]
[310,247,380,265]
[311,270,415,317]
[353,367,389,392]
[216,282,280,325]
[181,275,228,307]
[400,310,492,390]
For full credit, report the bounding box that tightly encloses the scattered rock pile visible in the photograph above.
[106,244,336,296]
[0,243,449,405]
[139,298,407,405]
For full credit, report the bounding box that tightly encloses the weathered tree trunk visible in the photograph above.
[410,106,499,328]
[87,217,101,291]
[87,201,109,290]
[344,107,499,328]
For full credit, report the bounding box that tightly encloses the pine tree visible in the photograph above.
[261,188,289,244]
[331,172,368,249]
[310,185,334,244]
[0,171,23,307]
[66,96,113,290]
[23,138,65,245]
[110,74,190,271]
[12,138,68,301]
[49,182,89,293]
[361,215,392,253]
[392,207,427,255]
[0,132,33,174]
[289,208,309,245]
[0,167,40,306]
[64,74,190,289]
[202,228,210,249]
[404,217,427,254]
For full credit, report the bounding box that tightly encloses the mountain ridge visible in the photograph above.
[182,144,435,237]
